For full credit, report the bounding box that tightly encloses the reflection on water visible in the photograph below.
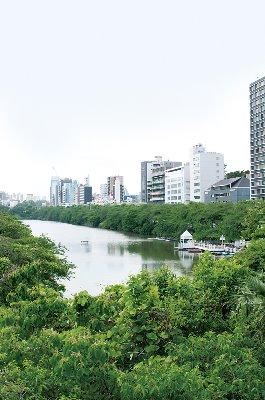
[24,220,198,296]
[122,240,178,260]
[107,243,125,256]
[81,242,91,253]
[178,251,196,270]
[116,240,196,276]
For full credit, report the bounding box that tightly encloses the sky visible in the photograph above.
[0,0,265,197]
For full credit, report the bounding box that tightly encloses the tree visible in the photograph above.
[226,170,249,178]
[1,211,265,399]
[235,239,265,272]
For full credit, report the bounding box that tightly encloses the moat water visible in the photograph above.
[24,220,197,296]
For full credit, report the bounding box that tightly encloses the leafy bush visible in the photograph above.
[0,211,265,398]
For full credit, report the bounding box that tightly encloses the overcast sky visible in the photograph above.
[0,0,265,197]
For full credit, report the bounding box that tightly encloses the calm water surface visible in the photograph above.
[24,220,197,296]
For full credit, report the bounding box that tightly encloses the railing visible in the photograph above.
[176,240,238,254]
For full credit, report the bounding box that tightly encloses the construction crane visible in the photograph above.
[51,166,59,177]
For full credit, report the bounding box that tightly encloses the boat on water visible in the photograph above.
[81,240,89,245]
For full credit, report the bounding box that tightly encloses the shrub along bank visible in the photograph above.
[12,200,265,241]
[0,210,265,399]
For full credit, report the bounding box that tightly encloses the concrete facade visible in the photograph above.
[107,175,124,203]
[204,177,250,203]
[148,157,181,203]
[165,163,190,204]
[250,76,265,199]
[50,176,60,206]
[190,144,224,202]
[141,160,153,203]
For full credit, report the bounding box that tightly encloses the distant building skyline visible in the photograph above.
[140,145,225,204]
[0,191,47,207]
[1,1,264,197]
[50,176,92,206]
[6,67,265,207]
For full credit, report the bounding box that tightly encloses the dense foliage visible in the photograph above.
[226,170,249,179]
[12,200,265,241]
[0,210,265,398]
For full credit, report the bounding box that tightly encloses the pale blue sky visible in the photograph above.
[0,0,265,196]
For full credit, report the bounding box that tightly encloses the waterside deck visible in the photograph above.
[176,241,243,255]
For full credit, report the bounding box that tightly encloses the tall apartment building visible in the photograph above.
[190,144,224,202]
[250,76,265,199]
[114,176,124,204]
[60,178,78,205]
[50,176,60,206]
[100,183,108,197]
[50,177,79,206]
[165,163,190,204]
[107,176,124,203]
[76,176,93,205]
[141,160,154,203]
[148,157,181,203]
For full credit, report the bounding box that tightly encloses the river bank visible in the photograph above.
[11,200,265,242]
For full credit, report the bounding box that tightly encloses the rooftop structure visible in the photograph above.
[204,176,250,203]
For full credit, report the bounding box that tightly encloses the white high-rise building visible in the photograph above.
[61,179,78,205]
[50,177,79,206]
[190,144,224,202]
[50,176,60,205]
[75,176,93,205]
[107,176,124,203]
[100,183,108,197]
[165,163,190,204]
[147,157,182,203]
[250,76,265,199]
[114,176,124,204]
